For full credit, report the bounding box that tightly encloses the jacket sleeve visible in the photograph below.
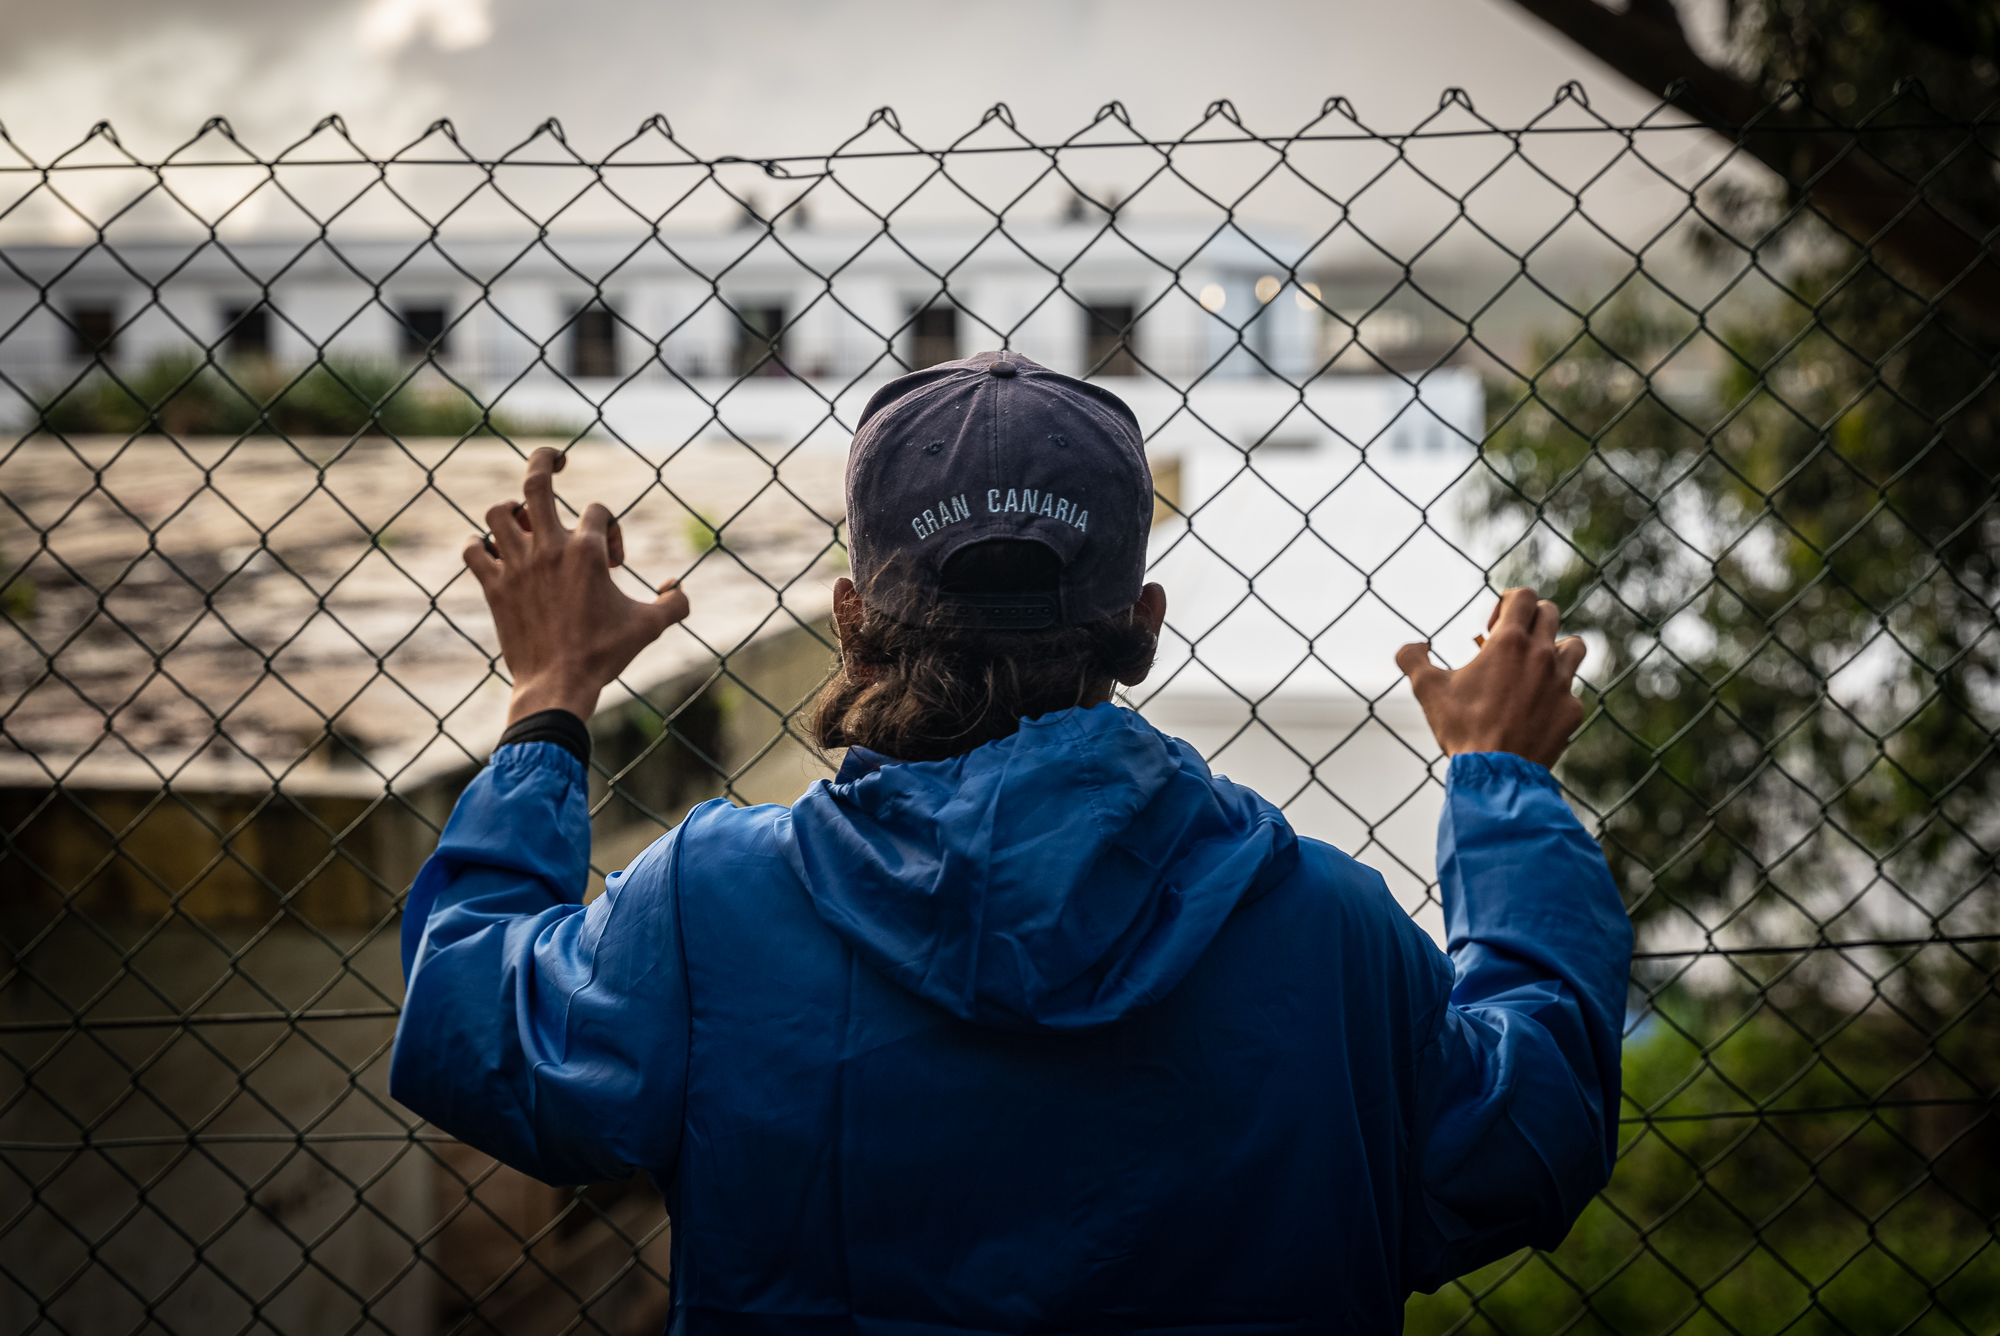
[1402,751,1633,1291]
[388,741,689,1186]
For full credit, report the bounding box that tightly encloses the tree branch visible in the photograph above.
[1508,0,2000,340]
[1509,0,1761,120]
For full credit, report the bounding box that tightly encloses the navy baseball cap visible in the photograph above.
[844,351,1153,629]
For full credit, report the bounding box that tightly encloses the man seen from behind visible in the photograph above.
[390,351,1633,1334]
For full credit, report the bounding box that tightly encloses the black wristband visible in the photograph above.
[497,708,591,766]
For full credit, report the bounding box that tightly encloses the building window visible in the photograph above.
[1084,302,1138,377]
[223,304,270,360]
[398,306,449,359]
[69,306,117,361]
[732,304,787,377]
[570,304,619,378]
[908,303,958,369]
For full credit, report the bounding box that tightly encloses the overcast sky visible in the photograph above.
[0,0,1655,161]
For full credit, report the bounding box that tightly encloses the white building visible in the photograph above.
[0,214,1456,397]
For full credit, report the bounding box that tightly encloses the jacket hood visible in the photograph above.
[778,704,1298,1030]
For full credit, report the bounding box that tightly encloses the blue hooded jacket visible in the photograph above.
[391,704,1631,1333]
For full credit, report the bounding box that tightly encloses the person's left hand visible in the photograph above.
[1394,587,1586,768]
[464,447,691,724]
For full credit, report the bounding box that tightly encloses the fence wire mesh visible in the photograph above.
[0,87,1996,1335]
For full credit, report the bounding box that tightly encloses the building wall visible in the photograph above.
[0,222,1367,424]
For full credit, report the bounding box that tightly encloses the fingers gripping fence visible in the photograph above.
[1,86,1997,1334]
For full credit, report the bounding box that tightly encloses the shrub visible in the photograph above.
[36,352,568,439]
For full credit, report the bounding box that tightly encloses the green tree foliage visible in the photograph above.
[1409,1000,2000,1335]
[36,351,563,440]
[1444,273,2000,1331]
[1482,285,1999,934]
[1433,318,2000,1321]
[1719,0,2000,117]
[1453,6,2000,1327]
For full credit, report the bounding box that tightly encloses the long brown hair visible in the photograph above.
[809,544,1156,762]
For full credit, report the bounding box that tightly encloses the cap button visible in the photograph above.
[987,358,1017,378]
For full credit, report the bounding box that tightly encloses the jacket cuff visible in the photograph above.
[497,708,591,766]
[1446,751,1557,792]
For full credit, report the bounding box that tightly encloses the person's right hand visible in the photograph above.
[464,447,691,725]
[1394,588,1587,769]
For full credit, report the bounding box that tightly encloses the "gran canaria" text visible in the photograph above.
[907,489,1090,539]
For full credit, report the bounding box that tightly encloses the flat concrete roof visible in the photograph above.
[0,435,846,794]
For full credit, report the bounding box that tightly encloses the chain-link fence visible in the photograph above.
[1,86,1996,1335]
